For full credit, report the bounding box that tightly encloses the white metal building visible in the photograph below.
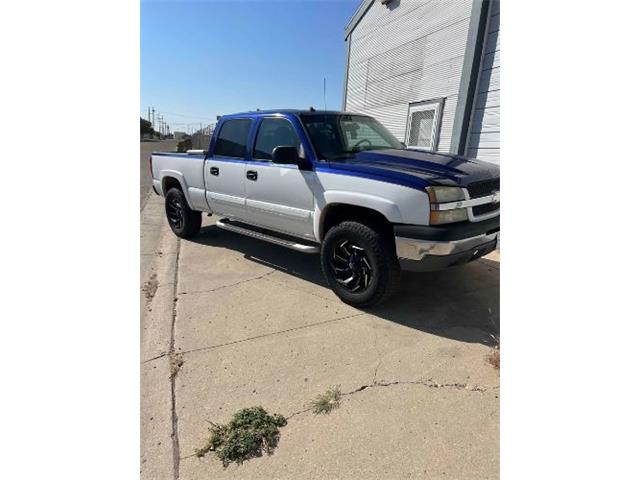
[343,0,500,164]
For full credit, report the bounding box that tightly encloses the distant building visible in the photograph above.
[343,0,500,164]
[173,131,188,140]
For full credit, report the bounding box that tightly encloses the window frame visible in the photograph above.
[212,117,253,159]
[251,116,302,162]
[405,98,445,151]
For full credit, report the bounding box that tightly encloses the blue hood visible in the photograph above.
[323,149,499,190]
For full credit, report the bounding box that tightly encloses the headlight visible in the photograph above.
[426,186,465,203]
[426,186,468,225]
[430,208,468,225]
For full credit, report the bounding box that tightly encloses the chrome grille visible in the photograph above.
[473,202,500,216]
[467,178,500,199]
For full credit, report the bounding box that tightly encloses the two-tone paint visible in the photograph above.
[151,110,499,245]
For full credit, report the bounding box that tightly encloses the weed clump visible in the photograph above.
[309,386,341,415]
[195,406,287,466]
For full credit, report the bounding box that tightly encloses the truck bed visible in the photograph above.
[150,151,208,211]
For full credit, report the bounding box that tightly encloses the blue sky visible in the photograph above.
[141,0,360,132]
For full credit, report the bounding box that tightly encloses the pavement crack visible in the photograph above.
[343,379,489,396]
[284,379,492,422]
[180,453,199,461]
[286,406,314,420]
[141,352,168,364]
[169,240,182,480]
[177,269,276,296]
[262,275,343,305]
[178,312,366,356]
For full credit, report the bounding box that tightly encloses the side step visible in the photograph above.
[215,218,320,254]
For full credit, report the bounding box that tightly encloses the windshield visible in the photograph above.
[300,114,404,160]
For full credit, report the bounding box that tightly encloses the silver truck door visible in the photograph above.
[244,117,315,239]
[204,118,252,220]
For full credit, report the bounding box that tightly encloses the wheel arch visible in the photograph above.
[318,202,395,242]
[160,171,195,209]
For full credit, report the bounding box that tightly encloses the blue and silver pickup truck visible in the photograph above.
[150,109,499,307]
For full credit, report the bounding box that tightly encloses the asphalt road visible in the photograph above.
[140,139,178,210]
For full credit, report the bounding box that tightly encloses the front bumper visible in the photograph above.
[394,216,499,272]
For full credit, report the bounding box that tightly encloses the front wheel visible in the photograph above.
[164,188,202,238]
[321,221,400,308]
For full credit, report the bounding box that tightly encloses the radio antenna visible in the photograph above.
[323,77,327,111]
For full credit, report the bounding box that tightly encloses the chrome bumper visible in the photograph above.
[395,232,498,272]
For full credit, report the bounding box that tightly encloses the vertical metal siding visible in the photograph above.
[467,0,500,163]
[345,0,474,148]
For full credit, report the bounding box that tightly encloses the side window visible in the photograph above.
[253,118,301,161]
[213,119,252,158]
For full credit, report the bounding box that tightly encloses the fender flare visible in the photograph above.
[159,170,195,210]
[314,190,403,240]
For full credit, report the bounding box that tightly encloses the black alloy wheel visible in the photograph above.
[166,196,184,230]
[330,239,373,293]
[321,221,400,307]
[164,187,202,239]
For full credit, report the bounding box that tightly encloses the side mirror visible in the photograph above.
[272,146,307,168]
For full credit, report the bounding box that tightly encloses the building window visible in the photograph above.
[405,98,444,151]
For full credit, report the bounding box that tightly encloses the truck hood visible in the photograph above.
[324,148,499,189]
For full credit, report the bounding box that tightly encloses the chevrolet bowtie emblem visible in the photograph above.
[491,191,500,204]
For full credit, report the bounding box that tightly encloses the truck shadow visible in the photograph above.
[189,225,499,347]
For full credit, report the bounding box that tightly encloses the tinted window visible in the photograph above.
[300,114,403,160]
[342,118,394,151]
[213,119,252,158]
[253,118,301,160]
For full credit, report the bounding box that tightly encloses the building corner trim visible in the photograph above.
[342,35,352,110]
[345,0,375,39]
[449,0,491,156]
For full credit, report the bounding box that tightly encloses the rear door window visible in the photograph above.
[253,118,301,161]
[213,119,252,158]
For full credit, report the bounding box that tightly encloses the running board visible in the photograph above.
[215,218,319,254]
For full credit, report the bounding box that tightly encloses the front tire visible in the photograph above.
[321,221,400,307]
[165,188,202,238]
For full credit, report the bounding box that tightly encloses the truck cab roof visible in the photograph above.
[222,109,364,119]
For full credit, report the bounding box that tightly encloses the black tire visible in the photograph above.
[321,221,401,308]
[164,187,202,238]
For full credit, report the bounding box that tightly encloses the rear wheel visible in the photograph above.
[321,221,400,307]
[165,188,201,238]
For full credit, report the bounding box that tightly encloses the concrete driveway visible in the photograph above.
[141,194,500,480]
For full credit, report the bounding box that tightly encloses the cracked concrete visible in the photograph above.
[141,194,500,479]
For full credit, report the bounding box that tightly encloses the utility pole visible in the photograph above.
[151,107,156,131]
[147,106,151,123]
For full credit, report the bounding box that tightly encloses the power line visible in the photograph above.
[153,109,214,121]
